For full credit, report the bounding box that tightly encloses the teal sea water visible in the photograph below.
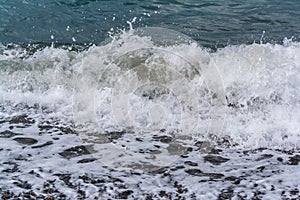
[1,0,300,48]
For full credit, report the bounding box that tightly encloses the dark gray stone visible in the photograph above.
[59,145,94,159]
[13,137,38,145]
[203,155,230,165]
[0,130,22,138]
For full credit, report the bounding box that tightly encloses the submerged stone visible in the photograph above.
[203,155,230,165]
[0,130,22,138]
[9,115,35,125]
[59,145,94,159]
[13,137,38,145]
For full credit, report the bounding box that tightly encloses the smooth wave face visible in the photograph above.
[1,32,300,149]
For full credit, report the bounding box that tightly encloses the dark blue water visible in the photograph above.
[1,0,300,48]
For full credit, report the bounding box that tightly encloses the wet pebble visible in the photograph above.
[184,161,198,166]
[288,154,300,165]
[54,174,72,187]
[13,180,32,189]
[203,155,230,165]
[0,130,22,138]
[13,137,38,145]
[117,190,134,199]
[256,154,274,161]
[290,188,299,195]
[9,115,35,125]
[218,187,234,200]
[77,158,97,163]
[225,176,241,184]
[2,162,19,173]
[152,135,173,143]
[59,145,94,159]
[184,169,203,176]
[106,131,126,140]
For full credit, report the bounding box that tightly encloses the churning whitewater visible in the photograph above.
[1,31,300,148]
[0,30,300,199]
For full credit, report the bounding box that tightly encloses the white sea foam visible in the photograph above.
[0,32,300,149]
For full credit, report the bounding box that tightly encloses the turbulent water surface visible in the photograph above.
[0,0,300,199]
